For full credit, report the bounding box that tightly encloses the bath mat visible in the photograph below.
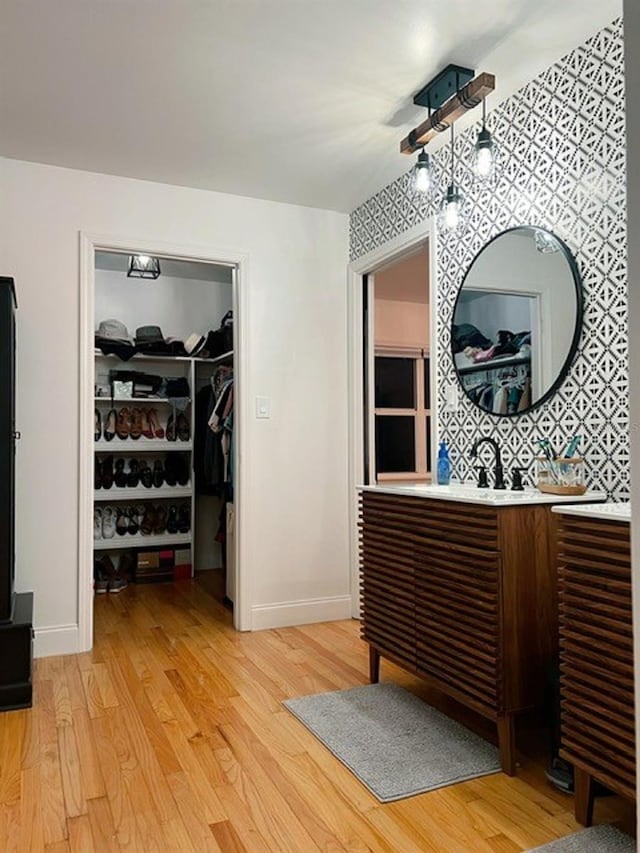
[526,825,635,852]
[283,681,500,802]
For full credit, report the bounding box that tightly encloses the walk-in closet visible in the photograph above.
[92,252,236,603]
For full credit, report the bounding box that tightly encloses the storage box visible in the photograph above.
[536,456,586,495]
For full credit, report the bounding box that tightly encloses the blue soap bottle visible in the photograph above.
[437,440,451,485]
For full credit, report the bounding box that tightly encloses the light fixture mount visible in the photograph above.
[412,64,475,111]
[127,254,161,280]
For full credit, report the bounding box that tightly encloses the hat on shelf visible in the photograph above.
[95,319,136,361]
[184,333,206,356]
[165,337,188,356]
[134,325,171,354]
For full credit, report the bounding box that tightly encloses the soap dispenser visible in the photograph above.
[437,441,451,486]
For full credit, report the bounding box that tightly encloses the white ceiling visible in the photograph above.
[0,0,622,213]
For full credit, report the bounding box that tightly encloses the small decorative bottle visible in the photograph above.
[437,440,451,485]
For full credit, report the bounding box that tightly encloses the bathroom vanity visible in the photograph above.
[358,483,605,775]
[552,503,633,825]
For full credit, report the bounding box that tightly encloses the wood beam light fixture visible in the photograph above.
[401,68,496,155]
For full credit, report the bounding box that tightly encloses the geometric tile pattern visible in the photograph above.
[350,19,628,499]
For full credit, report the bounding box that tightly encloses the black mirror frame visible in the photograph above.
[450,225,584,418]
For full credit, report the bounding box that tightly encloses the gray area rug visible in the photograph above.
[283,681,500,802]
[527,826,636,852]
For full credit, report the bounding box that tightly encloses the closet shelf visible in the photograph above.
[95,440,192,452]
[94,396,191,404]
[94,533,192,551]
[94,485,192,501]
[457,354,530,375]
[95,349,232,365]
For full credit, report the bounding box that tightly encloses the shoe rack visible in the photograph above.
[94,352,198,557]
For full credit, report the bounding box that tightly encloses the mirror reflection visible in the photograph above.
[451,226,582,416]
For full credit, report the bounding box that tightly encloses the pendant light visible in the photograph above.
[412,147,432,193]
[440,124,463,233]
[474,98,495,178]
[127,254,161,279]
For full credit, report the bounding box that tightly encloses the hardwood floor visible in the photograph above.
[0,580,634,852]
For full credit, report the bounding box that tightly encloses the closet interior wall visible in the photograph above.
[93,252,234,587]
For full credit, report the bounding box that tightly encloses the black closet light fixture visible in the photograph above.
[439,124,464,233]
[475,97,496,178]
[127,254,161,279]
[412,147,432,194]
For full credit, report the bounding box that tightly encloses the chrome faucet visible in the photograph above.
[470,437,506,490]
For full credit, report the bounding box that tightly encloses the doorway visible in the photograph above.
[79,234,248,651]
[347,218,438,615]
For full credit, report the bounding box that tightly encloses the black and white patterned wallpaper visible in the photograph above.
[350,19,628,498]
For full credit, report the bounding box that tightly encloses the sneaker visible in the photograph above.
[94,570,109,594]
[102,505,116,539]
[93,507,103,540]
[108,574,128,594]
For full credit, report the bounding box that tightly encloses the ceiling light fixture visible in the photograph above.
[127,254,161,279]
[440,124,463,233]
[475,98,496,178]
[413,147,432,193]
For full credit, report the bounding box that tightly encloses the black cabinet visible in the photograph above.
[0,278,33,710]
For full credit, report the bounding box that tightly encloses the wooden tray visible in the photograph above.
[537,483,587,496]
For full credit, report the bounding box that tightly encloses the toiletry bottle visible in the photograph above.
[437,441,451,486]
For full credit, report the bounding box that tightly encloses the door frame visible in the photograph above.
[346,218,438,616]
[78,232,250,651]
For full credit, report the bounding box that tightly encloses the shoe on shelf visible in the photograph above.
[95,457,103,490]
[93,508,103,540]
[178,504,191,533]
[174,454,190,486]
[166,505,179,534]
[154,505,167,534]
[95,409,102,442]
[176,412,190,441]
[127,459,140,488]
[134,504,146,528]
[114,458,127,488]
[148,408,164,439]
[164,455,177,486]
[116,508,129,536]
[141,410,153,440]
[127,506,139,536]
[141,504,157,536]
[104,408,117,442]
[153,459,164,488]
[166,414,176,442]
[101,456,114,489]
[130,408,143,440]
[102,506,116,539]
[117,407,131,440]
[140,463,153,489]
[94,556,112,593]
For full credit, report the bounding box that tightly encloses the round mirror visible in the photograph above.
[451,226,583,416]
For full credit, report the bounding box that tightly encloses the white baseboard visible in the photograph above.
[34,624,80,658]
[251,595,352,631]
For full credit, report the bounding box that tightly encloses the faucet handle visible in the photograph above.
[475,465,489,488]
[511,466,526,491]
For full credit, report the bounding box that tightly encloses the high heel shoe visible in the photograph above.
[140,410,153,439]
[148,408,164,439]
[129,408,143,440]
[117,407,131,440]
[176,412,190,441]
[166,414,176,442]
[95,409,102,442]
[104,408,117,441]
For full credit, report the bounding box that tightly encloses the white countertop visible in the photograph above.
[551,502,631,523]
[359,482,607,507]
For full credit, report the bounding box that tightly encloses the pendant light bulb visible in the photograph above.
[475,98,495,179]
[442,184,462,232]
[413,148,432,193]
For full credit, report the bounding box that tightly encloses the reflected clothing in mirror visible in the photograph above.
[451,226,583,417]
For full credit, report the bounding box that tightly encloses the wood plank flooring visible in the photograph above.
[0,579,634,852]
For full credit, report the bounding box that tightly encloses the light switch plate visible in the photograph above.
[445,385,459,412]
[256,396,271,419]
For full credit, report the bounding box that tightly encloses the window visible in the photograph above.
[374,351,431,481]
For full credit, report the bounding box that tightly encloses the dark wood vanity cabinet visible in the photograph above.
[359,490,557,775]
[556,513,634,825]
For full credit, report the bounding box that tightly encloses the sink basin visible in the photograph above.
[359,482,607,507]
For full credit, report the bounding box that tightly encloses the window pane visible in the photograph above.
[375,357,415,408]
[376,416,415,473]
[423,357,430,406]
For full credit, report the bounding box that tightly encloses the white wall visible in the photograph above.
[623,0,640,820]
[0,157,351,654]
